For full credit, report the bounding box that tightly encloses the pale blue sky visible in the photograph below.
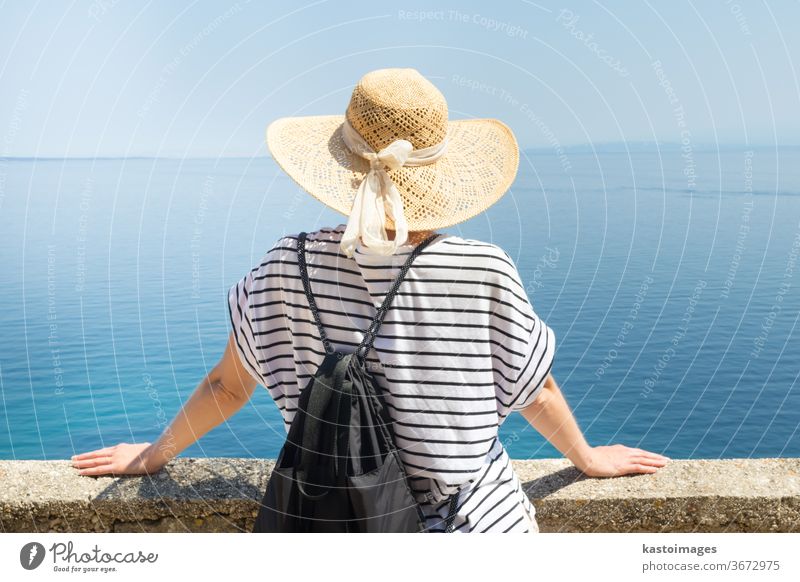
[0,0,798,157]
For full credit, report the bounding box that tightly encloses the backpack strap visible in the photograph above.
[354,232,441,361]
[296,231,336,355]
[297,229,441,359]
[444,492,459,532]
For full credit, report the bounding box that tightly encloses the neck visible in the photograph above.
[386,228,436,245]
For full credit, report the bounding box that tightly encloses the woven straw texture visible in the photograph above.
[266,68,519,231]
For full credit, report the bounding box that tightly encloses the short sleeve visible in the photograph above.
[490,249,556,417]
[226,236,287,388]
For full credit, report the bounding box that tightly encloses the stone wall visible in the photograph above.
[1,458,798,532]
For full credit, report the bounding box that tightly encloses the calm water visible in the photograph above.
[1,148,799,461]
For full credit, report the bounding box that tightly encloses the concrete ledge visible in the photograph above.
[1,458,798,532]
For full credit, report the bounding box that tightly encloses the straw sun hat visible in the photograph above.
[266,67,519,257]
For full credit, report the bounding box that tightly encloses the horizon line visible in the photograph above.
[2,141,799,161]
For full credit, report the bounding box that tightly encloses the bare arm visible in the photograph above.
[72,333,258,476]
[519,373,670,477]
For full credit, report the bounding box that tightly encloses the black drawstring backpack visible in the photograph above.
[252,231,460,533]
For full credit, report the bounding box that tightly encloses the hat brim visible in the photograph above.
[266,115,519,231]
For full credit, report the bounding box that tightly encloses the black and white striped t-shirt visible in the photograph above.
[227,223,556,532]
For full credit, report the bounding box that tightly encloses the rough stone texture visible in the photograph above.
[0,458,274,533]
[1,457,797,533]
[514,458,800,532]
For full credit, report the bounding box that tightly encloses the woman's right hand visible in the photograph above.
[575,444,670,477]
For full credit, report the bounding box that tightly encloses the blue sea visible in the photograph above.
[1,147,799,461]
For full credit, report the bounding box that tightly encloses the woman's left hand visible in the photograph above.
[71,442,165,476]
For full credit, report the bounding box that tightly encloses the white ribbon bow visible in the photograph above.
[339,117,448,258]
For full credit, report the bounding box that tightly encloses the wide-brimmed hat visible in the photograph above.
[266,67,519,257]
